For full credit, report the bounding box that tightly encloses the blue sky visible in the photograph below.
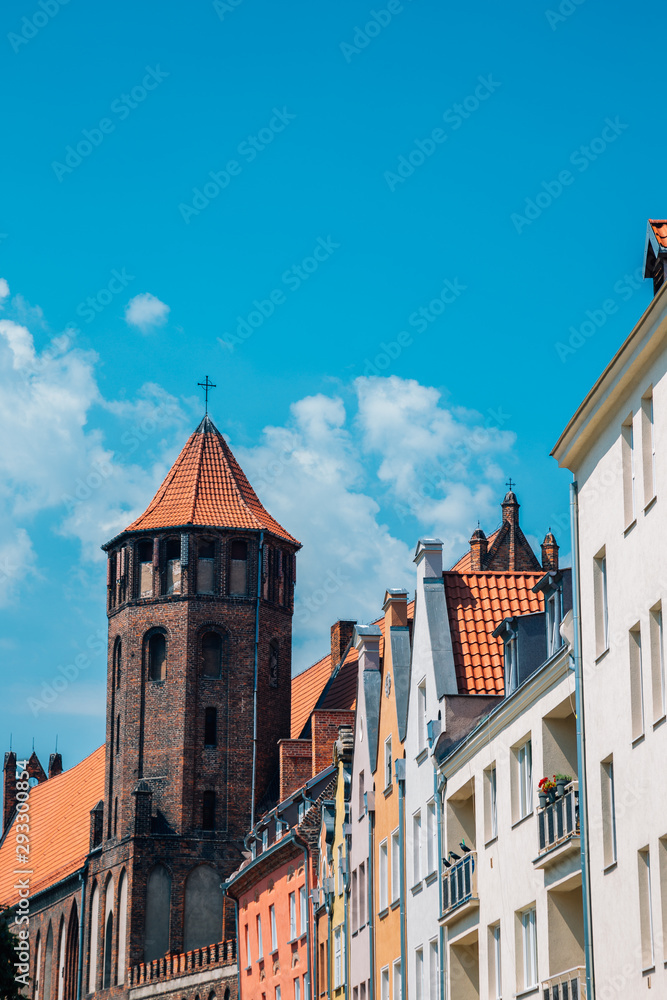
[0,0,660,773]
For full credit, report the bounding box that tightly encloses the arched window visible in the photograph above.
[197,540,216,594]
[102,913,113,989]
[43,924,53,1000]
[144,866,171,963]
[229,539,248,595]
[117,871,128,985]
[137,540,153,598]
[116,715,120,754]
[108,554,116,609]
[147,632,167,681]
[201,632,222,679]
[57,918,66,1000]
[33,933,41,1000]
[269,640,279,689]
[183,866,223,952]
[114,798,118,837]
[88,885,99,994]
[64,904,79,1000]
[165,538,181,595]
[114,639,122,688]
[202,791,216,831]
[204,708,217,747]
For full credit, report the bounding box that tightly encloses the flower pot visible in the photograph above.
[538,792,547,809]
[556,780,568,797]
[547,789,556,804]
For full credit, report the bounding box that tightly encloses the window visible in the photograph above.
[489,923,501,1000]
[428,940,439,1000]
[270,905,277,952]
[650,603,666,722]
[245,925,251,967]
[485,765,498,842]
[412,811,422,885]
[294,979,301,1000]
[359,770,365,818]
[546,588,562,656]
[391,830,400,903]
[359,862,366,928]
[116,715,120,754]
[594,550,609,656]
[165,538,181,595]
[103,911,114,989]
[504,633,518,693]
[147,632,166,681]
[622,413,636,526]
[379,840,388,911]
[304,973,310,1000]
[257,915,263,958]
[638,848,655,969]
[289,892,296,940]
[384,737,392,789]
[601,757,617,868]
[275,987,281,1000]
[517,740,532,821]
[629,624,645,741]
[201,631,223,678]
[269,639,279,688]
[415,948,424,1000]
[204,707,217,747]
[351,869,358,933]
[392,959,401,1000]
[138,540,153,598]
[262,828,269,851]
[197,539,215,594]
[230,539,248,595]
[417,681,427,751]
[641,389,656,505]
[381,967,389,1000]
[300,886,307,935]
[298,801,305,824]
[520,907,537,990]
[114,639,122,688]
[202,791,216,830]
[337,844,344,895]
[334,926,344,988]
[426,800,436,875]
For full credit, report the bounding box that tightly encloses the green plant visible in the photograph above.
[554,773,573,783]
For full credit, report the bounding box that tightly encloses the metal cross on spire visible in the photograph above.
[197,375,217,415]
[506,477,516,491]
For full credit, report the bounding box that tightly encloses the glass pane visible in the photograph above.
[198,558,215,594]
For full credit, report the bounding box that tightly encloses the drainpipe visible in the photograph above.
[250,530,265,830]
[395,760,406,1000]
[570,482,595,1000]
[302,846,313,1000]
[435,769,446,1000]
[365,794,375,1000]
[76,863,88,1000]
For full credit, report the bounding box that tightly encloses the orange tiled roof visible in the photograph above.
[121,416,299,545]
[649,219,667,249]
[0,746,105,907]
[444,572,544,695]
[290,602,414,738]
[449,527,502,572]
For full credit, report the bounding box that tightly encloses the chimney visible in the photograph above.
[89,800,104,849]
[383,589,408,628]
[330,620,357,668]
[311,709,355,777]
[414,538,443,581]
[3,752,17,832]
[644,220,667,296]
[541,531,559,572]
[469,526,488,571]
[278,739,313,802]
[48,753,63,779]
[354,624,382,672]
[334,725,354,766]
[26,751,47,787]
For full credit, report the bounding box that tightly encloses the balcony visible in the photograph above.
[541,965,586,999]
[441,851,478,923]
[534,785,580,869]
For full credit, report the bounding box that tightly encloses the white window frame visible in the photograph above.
[381,967,389,1000]
[415,947,424,1000]
[490,923,501,1000]
[391,829,400,904]
[521,908,537,990]
[426,799,437,875]
[299,885,307,935]
[270,904,277,952]
[289,891,296,940]
[517,740,532,820]
[379,840,388,911]
[428,939,439,1000]
[392,959,401,1000]
[385,736,393,789]
[412,810,422,886]
[257,914,263,958]
[334,926,342,988]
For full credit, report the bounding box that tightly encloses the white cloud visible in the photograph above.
[124,292,170,332]
[0,278,9,304]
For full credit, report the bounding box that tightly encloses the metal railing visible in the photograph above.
[442,851,477,914]
[541,964,586,1000]
[538,785,579,855]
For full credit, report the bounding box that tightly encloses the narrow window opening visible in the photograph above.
[138,541,153,599]
[202,791,216,831]
[103,913,113,989]
[269,639,279,688]
[165,538,181,595]
[201,631,222,678]
[204,707,217,747]
[116,715,120,754]
[197,540,215,595]
[622,413,636,526]
[594,550,609,656]
[148,632,167,681]
[230,539,248,595]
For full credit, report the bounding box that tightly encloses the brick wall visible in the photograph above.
[278,740,313,801]
[310,710,355,777]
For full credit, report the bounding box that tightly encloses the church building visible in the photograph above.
[0,414,301,1000]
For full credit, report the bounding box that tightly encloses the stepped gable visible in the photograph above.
[120,414,299,545]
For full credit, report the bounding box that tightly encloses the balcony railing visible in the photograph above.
[442,851,477,914]
[129,939,236,987]
[538,785,579,855]
[541,965,586,1000]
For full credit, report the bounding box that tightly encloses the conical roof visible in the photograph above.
[119,416,299,545]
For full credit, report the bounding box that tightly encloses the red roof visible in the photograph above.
[121,416,299,545]
[291,653,333,738]
[444,572,544,695]
[0,746,105,907]
[649,219,667,249]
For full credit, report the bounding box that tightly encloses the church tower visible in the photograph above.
[92,414,300,969]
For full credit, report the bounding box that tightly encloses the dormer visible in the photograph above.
[493,613,547,695]
[532,568,573,659]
